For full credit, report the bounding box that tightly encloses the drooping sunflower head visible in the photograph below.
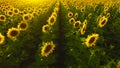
[47,15,56,25]
[68,11,73,18]
[74,21,81,28]
[85,33,99,48]
[98,16,108,28]
[74,12,78,20]
[41,41,55,57]
[7,27,20,40]
[17,21,29,31]
[69,17,75,24]
[0,15,6,22]
[42,24,50,33]
[0,33,5,44]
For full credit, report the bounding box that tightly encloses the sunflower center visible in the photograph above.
[89,37,95,44]
[75,22,79,27]
[10,30,18,37]
[9,12,13,15]
[44,26,48,30]
[45,45,52,53]
[14,9,18,13]
[69,13,72,17]
[3,9,5,11]
[70,19,74,24]
[24,16,29,20]
[20,23,27,29]
[101,20,106,25]
[81,8,85,12]
[0,37,1,41]
[24,11,27,14]
[50,17,54,23]
[0,16,5,20]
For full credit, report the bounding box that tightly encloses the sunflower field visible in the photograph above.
[0,0,120,68]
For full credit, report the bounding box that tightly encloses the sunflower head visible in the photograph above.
[74,12,78,20]
[88,13,92,19]
[80,25,86,35]
[23,14,30,21]
[42,24,50,33]
[18,21,28,31]
[41,41,55,57]
[0,33,5,44]
[13,8,19,15]
[52,12,57,17]
[98,16,108,28]
[0,15,6,22]
[105,13,110,18]
[68,11,73,18]
[54,7,59,13]
[7,10,13,16]
[69,18,75,24]
[7,27,20,40]
[83,19,88,27]
[81,7,85,12]
[85,33,99,47]
[48,15,56,25]
[74,21,81,28]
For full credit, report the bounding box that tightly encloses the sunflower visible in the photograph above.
[105,13,110,18]
[47,15,56,25]
[97,15,102,22]
[104,6,109,12]
[42,24,50,33]
[7,27,20,40]
[17,21,28,31]
[69,18,75,24]
[13,8,19,15]
[83,19,88,27]
[41,41,55,57]
[67,7,70,11]
[81,6,85,12]
[23,14,30,21]
[74,12,78,20]
[98,16,108,28]
[0,15,6,22]
[80,25,87,35]
[74,21,81,28]
[68,11,73,18]
[88,13,92,19]
[54,7,59,13]
[29,14,34,20]
[0,33,5,44]
[7,10,13,16]
[76,6,79,10]
[52,12,57,17]
[85,33,99,47]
